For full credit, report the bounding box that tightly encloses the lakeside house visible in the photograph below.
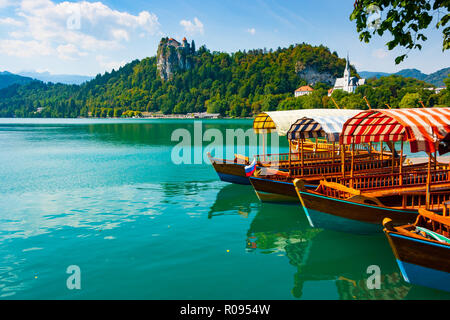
[329,54,365,96]
[140,111,221,119]
[294,85,314,97]
[425,86,446,94]
[189,112,221,119]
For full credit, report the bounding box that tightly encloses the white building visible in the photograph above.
[330,54,365,95]
[295,85,314,97]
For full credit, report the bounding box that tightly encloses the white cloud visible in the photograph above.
[111,29,130,42]
[246,28,256,35]
[180,17,204,35]
[0,17,24,27]
[0,39,53,57]
[96,55,126,72]
[57,43,88,61]
[372,48,389,59]
[0,0,160,63]
[0,0,14,8]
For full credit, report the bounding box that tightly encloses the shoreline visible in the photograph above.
[0,116,254,120]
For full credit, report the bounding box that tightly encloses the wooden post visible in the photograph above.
[426,153,431,209]
[262,132,266,162]
[341,143,345,178]
[332,142,335,165]
[301,138,304,176]
[399,138,404,186]
[434,151,437,172]
[380,141,384,167]
[391,142,395,174]
[350,141,355,188]
[288,140,292,175]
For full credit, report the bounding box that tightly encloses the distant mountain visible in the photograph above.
[395,68,428,81]
[0,71,34,89]
[359,67,449,87]
[424,67,450,87]
[18,71,93,85]
[358,71,391,79]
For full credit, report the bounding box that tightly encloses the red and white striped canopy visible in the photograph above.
[340,108,450,154]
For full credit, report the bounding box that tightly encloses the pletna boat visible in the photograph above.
[383,208,450,292]
[208,109,362,185]
[294,107,450,234]
[250,114,402,203]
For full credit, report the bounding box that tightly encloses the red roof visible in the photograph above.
[340,108,450,154]
[295,85,314,92]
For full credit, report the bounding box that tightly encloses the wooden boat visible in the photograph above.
[207,140,337,185]
[295,179,429,234]
[294,107,450,234]
[208,109,363,185]
[383,208,450,292]
[249,114,401,203]
[207,152,252,185]
[250,155,402,203]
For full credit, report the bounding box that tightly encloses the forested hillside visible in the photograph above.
[0,40,448,118]
[0,42,355,118]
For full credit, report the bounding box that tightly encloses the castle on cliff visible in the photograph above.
[166,37,192,51]
[157,37,196,81]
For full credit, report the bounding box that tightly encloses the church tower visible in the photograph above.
[343,53,350,92]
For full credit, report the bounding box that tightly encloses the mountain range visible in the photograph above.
[0,71,34,90]
[0,71,93,89]
[359,68,450,87]
[17,71,93,85]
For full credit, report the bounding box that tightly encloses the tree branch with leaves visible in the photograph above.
[351,0,450,64]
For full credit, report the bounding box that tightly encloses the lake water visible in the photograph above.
[0,118,448,300]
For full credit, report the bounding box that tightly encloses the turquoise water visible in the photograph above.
[0,118,448,300]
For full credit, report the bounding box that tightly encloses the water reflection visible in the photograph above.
[243,203,417,299]
[208,184,259,219]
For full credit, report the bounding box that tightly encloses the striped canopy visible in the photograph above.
[287,115,359,142]
[253,109,361,136]
[340,108,450,154]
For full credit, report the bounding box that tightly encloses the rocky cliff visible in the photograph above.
[157,37,195,81]
[295,62,337,86]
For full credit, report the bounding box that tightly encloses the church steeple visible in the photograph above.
[330,52,365,95]
[344,53,350,79]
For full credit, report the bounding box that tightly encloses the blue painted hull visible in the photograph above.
[217,172,250,185]
[303,207,383,234]
[396,260,450,292]
[208,156,251,185]
[297,191,418,235]
[385,231,450,293]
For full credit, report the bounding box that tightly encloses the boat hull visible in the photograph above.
[385,231,450,292]
[297,190,418,235]
[249,177,318,204]
[208,159,250,185]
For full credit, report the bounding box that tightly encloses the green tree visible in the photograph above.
[351,0,450,64]
[399,92,421,108]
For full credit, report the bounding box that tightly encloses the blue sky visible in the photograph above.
[0,0,448,76]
